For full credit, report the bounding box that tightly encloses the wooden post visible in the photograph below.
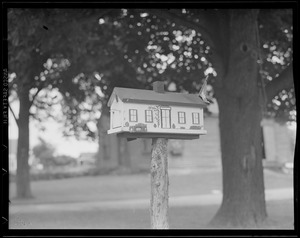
[150,138,169,229]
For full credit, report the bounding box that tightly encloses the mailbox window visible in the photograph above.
[145,110,153,123]
[178,112,186,124]
[129,109,138,122]
[192,112,200,124]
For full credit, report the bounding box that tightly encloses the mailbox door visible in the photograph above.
[112,110,122,128]
[161,109,171,129]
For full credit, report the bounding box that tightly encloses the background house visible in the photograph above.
[8,110,295,174]
[78,152,97,165]
[102,112,296,172]
[101,113,222,171]
[262,118,296,167]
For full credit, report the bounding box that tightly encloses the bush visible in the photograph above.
[32,138,56,169]
[52,155,77,166]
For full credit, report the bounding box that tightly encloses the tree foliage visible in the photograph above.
[7,8,110,197]
[41,9,215,139]
[56,8,294,139]
[9,8,293,140]
[8,8,293,136]
[258,9,294,122]
[8,9,109,139]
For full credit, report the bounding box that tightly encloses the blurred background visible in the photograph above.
[6,8,295,230]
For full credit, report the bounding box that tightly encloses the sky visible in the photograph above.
[8,101,98,158]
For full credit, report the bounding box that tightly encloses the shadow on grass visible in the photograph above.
[9,200,293,230]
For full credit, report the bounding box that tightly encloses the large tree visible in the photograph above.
[7,8,152,197]
[99,8,293,227]
[79,8,294,226]
[7,8,110,198]
[144,9,293,227]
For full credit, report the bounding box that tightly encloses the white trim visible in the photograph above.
[108,127,207,135]
[108,127,123,134]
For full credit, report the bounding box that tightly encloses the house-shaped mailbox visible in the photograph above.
[107,81,208,140]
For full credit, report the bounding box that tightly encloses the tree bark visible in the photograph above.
[211,89,267,228]
[210,10,267,228]
[150,138,169,229]
[16,84,33,198]
[117,137,131,168]
[96,105,111,171]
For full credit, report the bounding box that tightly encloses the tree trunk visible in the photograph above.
[117,137,131,168]
[16,85,33,199]
[211,90,267,228]
[210,10,267,228]
[96,105,111,171]
[150,138,169,229]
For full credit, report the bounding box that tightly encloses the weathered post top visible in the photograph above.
[152,81,165,93]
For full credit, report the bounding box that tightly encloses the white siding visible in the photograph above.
[110,96,124,129]
[120,103,206,135]
[170,105,204,130]
[122,102,150,128]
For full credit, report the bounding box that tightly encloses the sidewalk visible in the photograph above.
[9,187,293,213]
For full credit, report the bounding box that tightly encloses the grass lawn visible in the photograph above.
[9,199,293,229]
[7,167,294,230]
[9,168,293,205]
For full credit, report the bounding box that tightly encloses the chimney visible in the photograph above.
[152,81,165,93]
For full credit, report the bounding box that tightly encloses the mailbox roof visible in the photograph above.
[108,87,208,107]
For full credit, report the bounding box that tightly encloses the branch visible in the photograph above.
[79,9,116,24]
[9,104,19,127]
[142,9,227,80]
[48,9,115,34]
[30,85,45,107]
[143,9,218,50]
[265,63,294,102]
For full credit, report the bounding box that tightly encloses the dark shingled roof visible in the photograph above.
[108,87,208,107]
